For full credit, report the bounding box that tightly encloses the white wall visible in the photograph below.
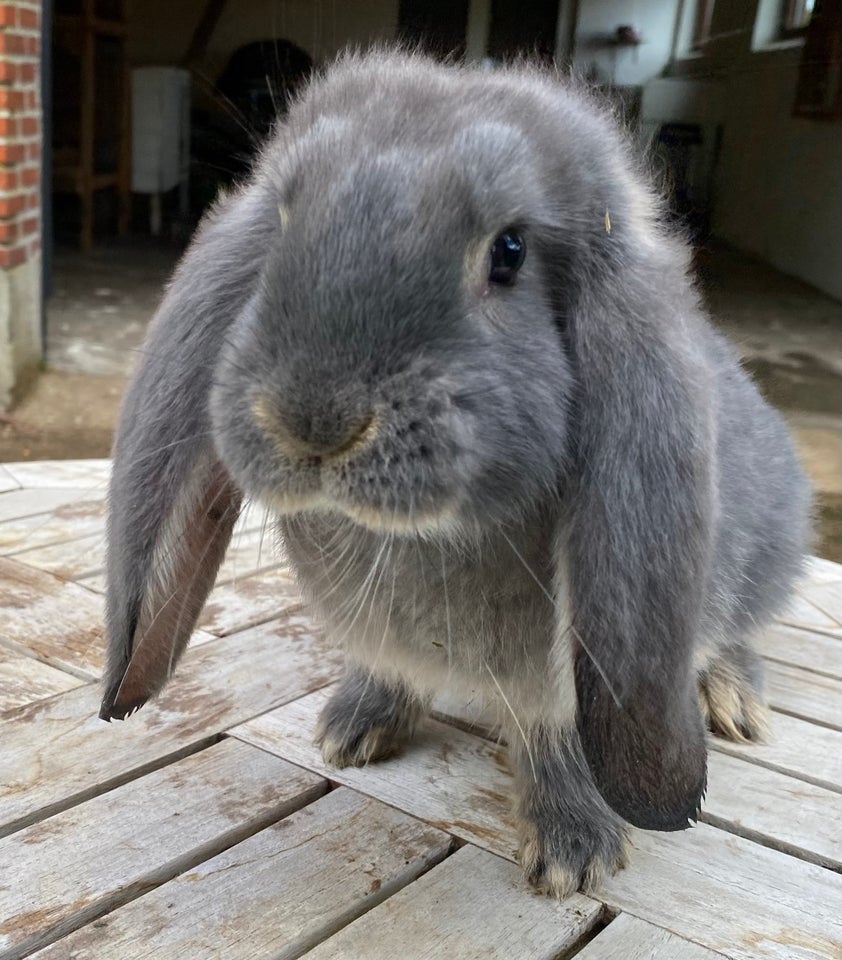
[669,0,842,299]
[571,0,682,86]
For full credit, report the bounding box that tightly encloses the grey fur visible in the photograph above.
[100,50,811,895]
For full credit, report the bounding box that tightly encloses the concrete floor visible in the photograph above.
[2,238,839,558]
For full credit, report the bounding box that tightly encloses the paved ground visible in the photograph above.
[0,238,838,557]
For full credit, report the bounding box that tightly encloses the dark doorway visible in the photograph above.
[487,0,560,62]
[397,0,470,58]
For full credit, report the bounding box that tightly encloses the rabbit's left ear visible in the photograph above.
[99,181,272,720]
[559,220,713,831]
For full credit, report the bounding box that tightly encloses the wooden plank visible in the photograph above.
[776,593,842,636]
[576,914,723,959]
[0,498,106,555]
[231,686,519,859]
[197,567,305,636]
[9,531,106,581]
[705,751,842,870]
[0,739,326,959]
[603,825,842,960]
[0,466,19,495]
[30,789,452,960]
[766,660,842,730]
[801,557,842,584]
[1,460,111,489]
[214,526,285,585]
[0,647,83,713]
[797,580,842,628]
[0,558,105,679]
[0,488,104,524]
[233,689,842,960]
[0,618,343,835]
[760,623,842,678]
[710,711,842,794]
[304,843,602,960]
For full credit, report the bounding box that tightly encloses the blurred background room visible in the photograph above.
[0,0,839,556]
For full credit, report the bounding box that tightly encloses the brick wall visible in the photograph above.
[0,0,41,407]
[0,0,40,268]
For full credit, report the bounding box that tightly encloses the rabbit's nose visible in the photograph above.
[252,394,377,461]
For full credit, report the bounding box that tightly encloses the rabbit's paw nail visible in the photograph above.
[518,816,630,899]
[699,660,770,744]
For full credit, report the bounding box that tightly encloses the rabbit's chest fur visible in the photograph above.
[279,512,574,727]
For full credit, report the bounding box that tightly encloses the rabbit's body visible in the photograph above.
[99,51,811,899]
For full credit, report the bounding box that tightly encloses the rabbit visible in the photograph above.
[99,50,812,898]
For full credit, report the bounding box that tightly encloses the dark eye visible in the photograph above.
[489,230,526,285]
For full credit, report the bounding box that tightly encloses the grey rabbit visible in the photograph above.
[100,50,811,897]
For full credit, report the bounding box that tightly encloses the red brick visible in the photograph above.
[0,61,16,84]
[0,89,23,110]
[21,216,36,235]
[0,194,24,217]
[0,221,18,243]
[18,8,37,29]
[0,169,17,190]
[25,187,37,207]
[0,116,16,136]
[25,140,38,159]
[24,35,38,55]
[18,63,35,83]
[0,33,24,54]
[25,90,36,110]
[20,116,36,136]
[21,166,37,186]
[0,245,26,268]
[0,5,16,27]
[0,143,24,164]
[27,236,39,255]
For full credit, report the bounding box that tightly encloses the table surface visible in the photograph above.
[0,460,840,960]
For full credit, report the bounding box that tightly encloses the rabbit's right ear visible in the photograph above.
[100,182,273,721]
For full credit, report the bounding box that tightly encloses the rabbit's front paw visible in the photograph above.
[315,667,424,768]
[518,812,630,899]
[699,649,770,744]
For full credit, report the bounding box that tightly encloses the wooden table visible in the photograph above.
[1,460,840,960]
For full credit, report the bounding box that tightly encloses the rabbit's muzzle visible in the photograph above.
[252,393,378,462]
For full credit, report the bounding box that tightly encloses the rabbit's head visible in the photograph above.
[102,52,712,833]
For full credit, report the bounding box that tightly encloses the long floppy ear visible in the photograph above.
[100,181,273,720]
[560,202,714,831]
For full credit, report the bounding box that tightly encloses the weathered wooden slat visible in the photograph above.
[197,567,305,636]
[2,459,111,489]
[231,687,518,859]
[796,580,842,629]
[0,618,343,835]
[0,646,83,713]
[0,497,106,555]
[233,688,842,960]
[575,914,725,959]
[0,739,325,959]
[776,593,842,637]
[0,466,19,494]
[760,624,842,679]
[604,826,842,960]
[30,789,453,960]
[765,660,842,730]
[9,531,106,581]
[303,843,602,960]
[214,526,285,585]
[0,558,105,679]
[0,488,104,524]
[710,711,842,794]
[705,751,842,869]
[801,557,842,584]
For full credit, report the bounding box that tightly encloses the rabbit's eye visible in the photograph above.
[489,230,526,285]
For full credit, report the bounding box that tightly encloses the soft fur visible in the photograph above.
[100,50,811,898]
